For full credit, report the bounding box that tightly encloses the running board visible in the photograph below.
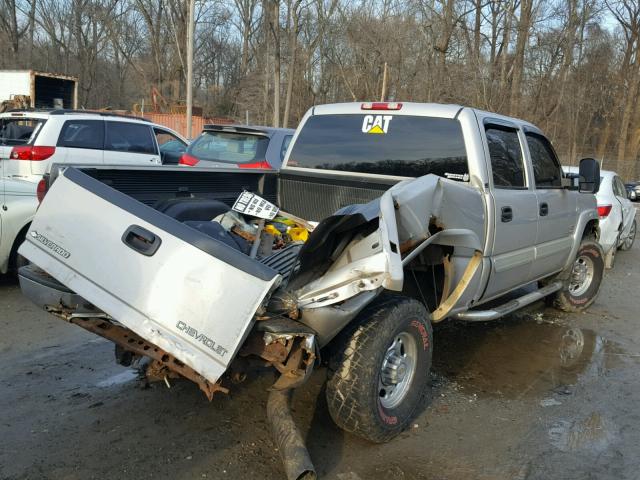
[451,281,563,322]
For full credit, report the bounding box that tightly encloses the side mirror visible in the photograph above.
[160,151,182,165]
[578,158,600,193]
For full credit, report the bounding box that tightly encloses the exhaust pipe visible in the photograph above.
[267,389,317,480]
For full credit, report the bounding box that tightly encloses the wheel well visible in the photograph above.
[582,220,599,241]
[402,243,449,313]
[9,222,31,270]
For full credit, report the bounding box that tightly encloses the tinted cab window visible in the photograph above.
[287,114,468,179]
[485,126,526,188]
[526,133,561,188]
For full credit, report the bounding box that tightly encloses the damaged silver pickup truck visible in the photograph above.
[19,102,603,479]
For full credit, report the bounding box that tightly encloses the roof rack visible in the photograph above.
[47,109,151,122]
[4,108,57,113]
[2,108,151,122]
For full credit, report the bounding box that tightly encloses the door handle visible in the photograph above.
[501,206,513,222]
[122,225,162,256]
[539,202,549,216]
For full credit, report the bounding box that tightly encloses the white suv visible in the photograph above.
[0,109,188,274]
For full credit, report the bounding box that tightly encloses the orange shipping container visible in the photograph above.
[134,112,234,139]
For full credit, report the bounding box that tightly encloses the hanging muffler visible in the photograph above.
[267,389,317,480]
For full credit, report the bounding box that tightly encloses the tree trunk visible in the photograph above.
[283,0,302,128]
[269,0,281,127]
[616,59,640,174]
[499,0,514,110]
[510,0,533,116]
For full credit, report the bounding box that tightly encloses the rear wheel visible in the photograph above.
[553,240,604,312]
[325,295,433,443]
[620,220,636,251]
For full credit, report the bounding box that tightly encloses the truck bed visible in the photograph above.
[71,165,400,222]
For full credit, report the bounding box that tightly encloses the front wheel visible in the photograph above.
[9,234,30,273]
[325,296,433,443]
[619,219,636,251]
[553,240,604,312]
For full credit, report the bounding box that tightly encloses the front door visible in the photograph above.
[483,123,539,299]
[526,132,575,279]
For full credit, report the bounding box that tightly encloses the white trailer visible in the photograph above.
[0,70,78,110]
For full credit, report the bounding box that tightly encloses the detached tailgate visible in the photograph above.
[19,168,281,383]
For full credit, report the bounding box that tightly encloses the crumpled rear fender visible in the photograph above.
[293,174,485,310]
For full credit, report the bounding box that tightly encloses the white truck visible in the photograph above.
[19,102,603,479]
[0,70,78,111]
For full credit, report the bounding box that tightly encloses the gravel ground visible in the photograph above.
[1,226,640,480]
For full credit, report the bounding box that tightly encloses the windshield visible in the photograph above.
[287,114,468,179]
[0,118,45,146]
[187,131,269,164]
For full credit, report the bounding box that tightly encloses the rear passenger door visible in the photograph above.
[104,121,160,166]
[56,120,105,166]
[483,122,539,299]
[526,132,575,279]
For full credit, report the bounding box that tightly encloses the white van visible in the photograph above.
[0,110,188,273]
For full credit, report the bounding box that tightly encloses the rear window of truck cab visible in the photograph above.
[287,114,468,180]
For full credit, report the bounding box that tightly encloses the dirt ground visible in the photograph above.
[2,227,640,480]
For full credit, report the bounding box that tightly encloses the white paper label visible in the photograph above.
[232,191,279,220]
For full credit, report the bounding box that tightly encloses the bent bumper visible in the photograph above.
[18,264,101,315]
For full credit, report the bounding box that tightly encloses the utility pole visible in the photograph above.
[186,0,196,139]
[380,62,388,102]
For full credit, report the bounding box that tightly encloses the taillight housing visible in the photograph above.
[238,160,272,169]
[10,146,56,161]
[597,204,612,218]
[361,102,403,111]
[179,153,200,166]
[36,178,48,204]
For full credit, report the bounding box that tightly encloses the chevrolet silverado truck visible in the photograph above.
[18,102,603,477]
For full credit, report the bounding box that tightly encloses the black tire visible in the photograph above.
[553,240,604,312]
[9,227,30,273]
[619,219,636,251]
[325,295,433,443]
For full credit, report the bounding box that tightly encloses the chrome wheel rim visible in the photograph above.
[624,222,636,249]
[379,331,418,409]
[568,255,594,297]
